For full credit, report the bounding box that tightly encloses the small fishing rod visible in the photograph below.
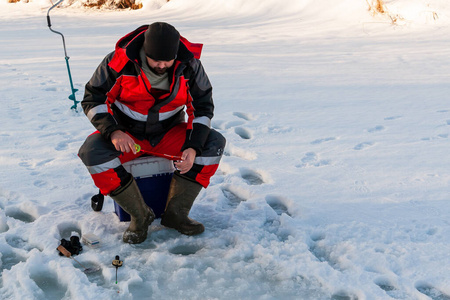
[134,144,182,161]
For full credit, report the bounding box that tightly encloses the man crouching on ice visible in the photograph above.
[78,22,226,244]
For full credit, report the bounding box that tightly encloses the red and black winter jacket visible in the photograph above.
[82,25,214,154]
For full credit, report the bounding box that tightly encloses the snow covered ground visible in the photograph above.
[1,0,450,299]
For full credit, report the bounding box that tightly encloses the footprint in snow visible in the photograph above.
[374,277,403,299]
[265,195,291,217]
[311,137,336,145]
[384,115,402,120]
[233,111,255,121]
[223,144,257,160]
[351,180,370,194]
[212,119,227,130]
[296,152,331,168]
[310,232,326,242]
[308,238,347,272]
[36,158,54,167]
[221,186,246,208]
[55,141,69,151]
[212,119,247,130]
[234,127,253,140]
[223,120,246,129]
[353,142,374,150]
[33,179,49,188]
[367,125,385,133]
[240,168,265,185]
[416,282,450,300]
[19,161,33,170]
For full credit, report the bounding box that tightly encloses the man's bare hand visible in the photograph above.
[111,130,136,154]
[174,148,196,174]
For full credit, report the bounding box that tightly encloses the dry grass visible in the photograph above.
[374,0,386,14]
[366,0,404,24]
[367,0,386,15]
[83,0,143,9]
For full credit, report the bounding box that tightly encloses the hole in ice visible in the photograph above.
[74,262,103,283]
[129,281,153,298]
[6,236,30,250]
[234,127,252,140]
[5,208,35,223]
[0,251,27,271]
[416,282,450,300]
[169,244,202,256]
[0,222,8,233]
[57,222,82,239]
[331,291,359,300]
[30,271,68,300]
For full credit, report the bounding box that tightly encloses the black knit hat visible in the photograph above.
[144,22,180,61]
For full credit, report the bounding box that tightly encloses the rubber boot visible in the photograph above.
[161,172,204,235]
[110,177,155,244]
